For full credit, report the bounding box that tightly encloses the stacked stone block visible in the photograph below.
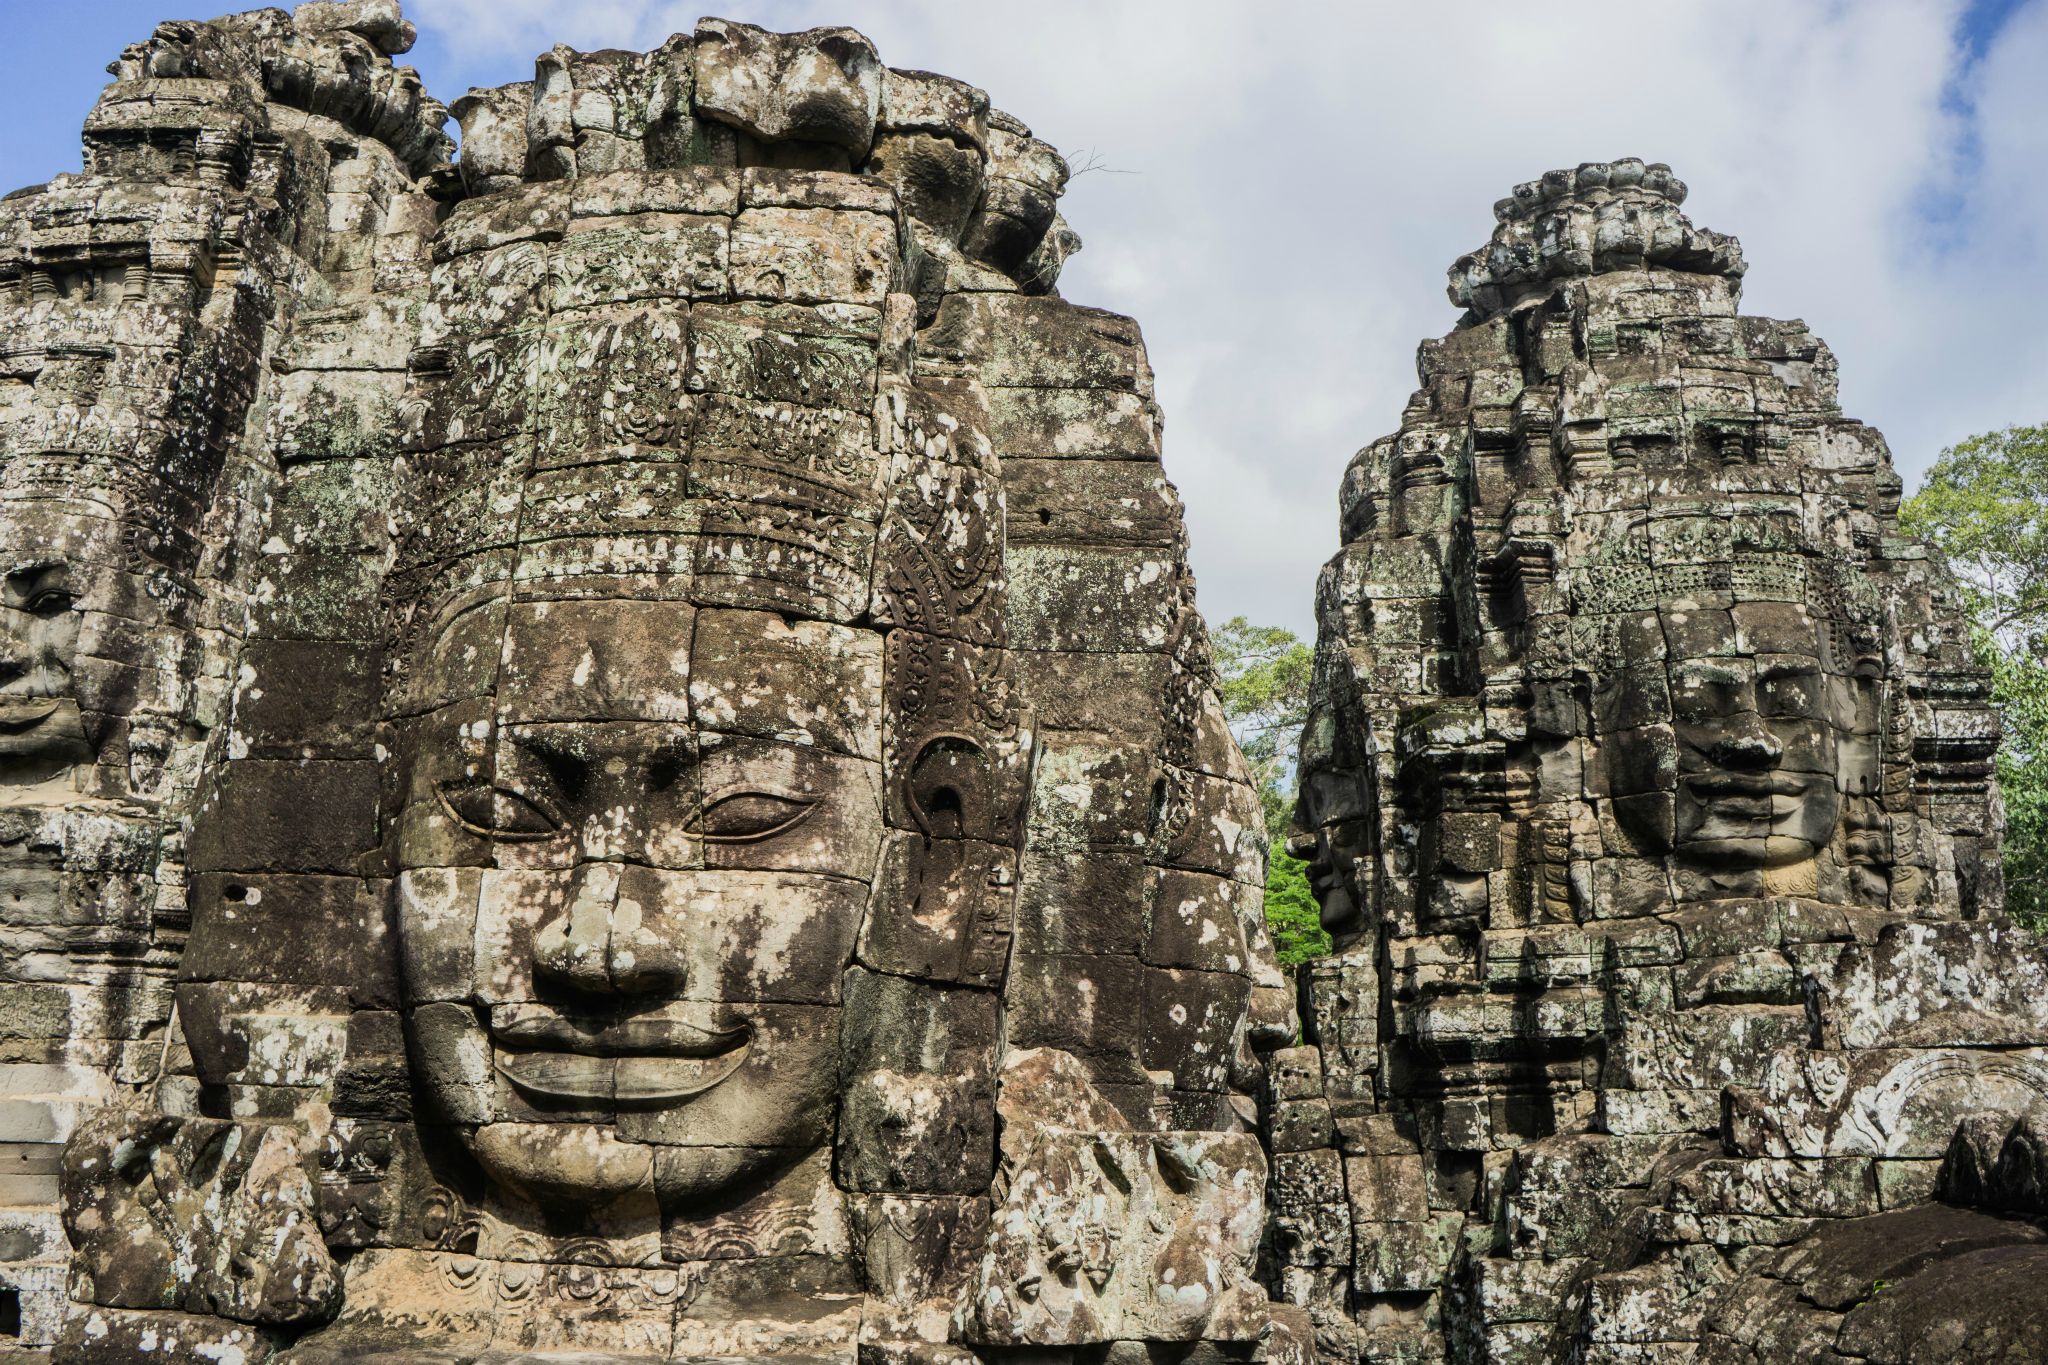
[10,6,1309,1363]
[1288,160,2042,1362]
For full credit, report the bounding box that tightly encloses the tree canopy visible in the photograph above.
[1900,422,2048,930]
[1211,616,1315,839]
[1211,616,1329,966]
[1900,423,2048,640]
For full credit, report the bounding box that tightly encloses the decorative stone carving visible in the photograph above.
[25,11,2038,1358]
[0,0,448,1340]
[20,5,1296,1361]
[1289,160,2043,1361]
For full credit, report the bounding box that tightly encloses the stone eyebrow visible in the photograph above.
[2,560,65,579]
[1669,658,1746,679]
[506,726,595,766]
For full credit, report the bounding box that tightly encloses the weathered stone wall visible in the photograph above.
[2,4,1310,1363]
[0,6,445,1344]
[1287,160,2047,1363]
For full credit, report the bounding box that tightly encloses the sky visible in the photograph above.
[4,1,2046,639]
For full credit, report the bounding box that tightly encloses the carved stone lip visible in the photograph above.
[489,1005,748,1058]
[494,1045,752,1105]
[490,1007,754,1105]
[0,697,62,732]
[1684,772,1809,798]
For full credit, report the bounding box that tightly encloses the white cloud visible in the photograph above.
[409,0,2048,638]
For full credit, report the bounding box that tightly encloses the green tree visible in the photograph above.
[1210,616,1330,965]
[1900,423,2048,930]
[1901,424,2048,635]
[1980,641,2048,932]
[1261,847,1330,968]
[1211,617,1315,839]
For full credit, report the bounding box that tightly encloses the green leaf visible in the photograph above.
[1902,425,2048,933]
[1265,848,1331,967]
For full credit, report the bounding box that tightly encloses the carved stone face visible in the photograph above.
[0,485,125,790]
[1601,601,1863,870]
[396,594,885,1210]
[0,558,87,781]
[1290,769,1368,933]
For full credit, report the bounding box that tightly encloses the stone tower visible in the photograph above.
[0,4,451,1344]
[1284,160,2048,1361]
[3,4,1308,1361]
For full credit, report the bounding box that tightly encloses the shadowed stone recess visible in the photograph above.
[1286,158,2048,1362]
[6,4,1312,1361]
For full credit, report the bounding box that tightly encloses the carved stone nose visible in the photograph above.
[1710,718,1783,770]
[531,863,616,994]
[530,862,683,998]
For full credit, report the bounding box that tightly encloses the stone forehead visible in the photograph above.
[401,567,898,773]
[413,583,890,677]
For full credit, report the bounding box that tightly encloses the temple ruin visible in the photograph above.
[1289,158,2048,1362]
[0,3,2043,1362]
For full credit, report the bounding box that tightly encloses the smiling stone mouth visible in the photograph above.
[1685,773,1809,799]
[0,697,62,732]
[489,1007,751,1106]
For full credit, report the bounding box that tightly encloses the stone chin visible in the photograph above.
[470,1121,655,1208]
[0,697,92,787]
[466,1123,808,1211]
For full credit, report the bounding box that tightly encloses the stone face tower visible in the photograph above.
[1285,160,2048,1362]
[17,11,2048,1359]
[0,5,451,1344]
[3,4,1308,1361]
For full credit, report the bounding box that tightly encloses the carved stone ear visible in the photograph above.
[903,733,992,841]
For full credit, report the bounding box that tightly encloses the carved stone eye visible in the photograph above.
[689,791,816,843]
[25,589,74,618]
[438,782,560,841]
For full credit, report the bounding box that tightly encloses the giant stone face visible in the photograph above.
[374,175,923,1229]
[1579,545,1883,879]
[0,534,88,788]
[0,464,186,798]
[396,596,888,1207]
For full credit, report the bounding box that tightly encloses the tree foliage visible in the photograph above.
[1980,634,2048,932]
[1211,616,1315,839]
[1210,616,1330,963]
[1899,423,2048,930]
[1900,424,2048,638]
[1262,847,1331,968]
